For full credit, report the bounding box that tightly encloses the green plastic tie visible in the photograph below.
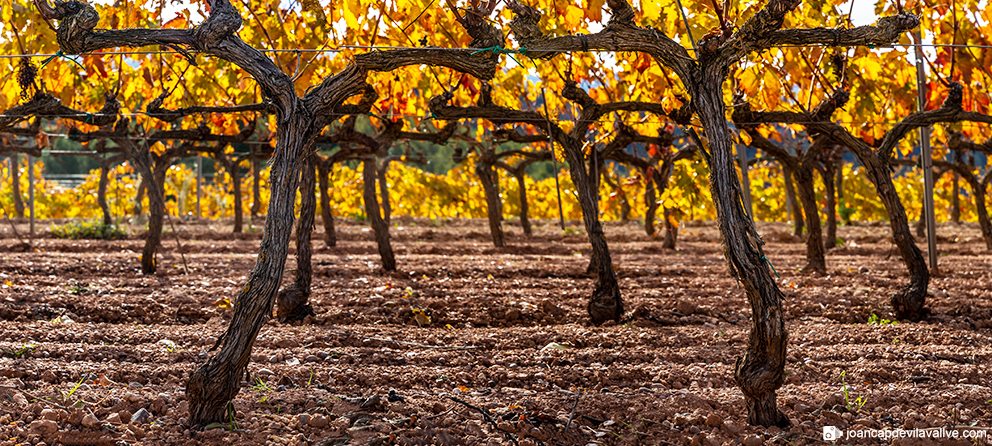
[40,50,85,70]
[471,46,523,68]
[761,255,780,278]
[83,113,93,124]
[430,110,437,120]
[867,44,875,49]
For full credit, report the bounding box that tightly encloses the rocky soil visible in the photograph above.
[0,216,989,445]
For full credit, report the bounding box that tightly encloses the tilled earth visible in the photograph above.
[0,216,990,446]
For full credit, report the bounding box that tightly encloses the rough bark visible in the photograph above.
[97,162,112,226]
[230,159,244,233]
[644,170,658,236]
[10,154,25,218]
[317,157,336,247]
[377,163,392,225]
[133,175,146,218]
[275,153,316,323]
[950,170,961,224]
[250,151,261,219]
[476,158,505,248]
[822,158,837,249]
[363,158,396,271]
[516,171,533,236]
[661,207,678,249]
[793,166,825,273]
[783,164,803,236]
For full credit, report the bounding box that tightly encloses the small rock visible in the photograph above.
[285,357,301,366]
[298,414,311,426]
[268,355,279,364]
[106,412,121,424]
[309,415,329,428]
[722,421,741,435]
[40,409,59,421]
[676,300,698,315]
[743,435,763,446]
[361,394,382,410]
[28,419,57,435]
[305,355,321,363]
[11,392,28,406]
[275,338,299,349]
[705,413,723,427]
[82,413,100,428]
[41,370,57,383]
[130,408,151,424]
[316,351,330,360]
[256,369,275,377]
[505,308,521,322]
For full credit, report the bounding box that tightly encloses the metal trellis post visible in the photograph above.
[913,29,939,272]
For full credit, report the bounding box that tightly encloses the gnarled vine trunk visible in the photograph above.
[276,153,316,322]
[513,170,532,236]
[363,158,395,271]
[476,160,505,248]
[230,159,244,233]
[97,162,112,226]
[559,140,622,324]
[644,170,658,236]
[317,158,336,247]
[377,163,392,225]
[793,167,826,273]
[696,80,789,429]
[823,160,838,249]
[783,164,803,236]
[10,154,25,218]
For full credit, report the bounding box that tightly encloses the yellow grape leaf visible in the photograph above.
[458,385,470,392]
[740,131,752,146]
[564,5,584,29]
[412,308,431,326]
[342,0,360,28]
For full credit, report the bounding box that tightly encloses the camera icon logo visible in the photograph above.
[823,426,844,441]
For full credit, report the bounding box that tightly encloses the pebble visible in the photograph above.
[106,412,121,424]
[309,415,329,428]
[256,369,275,377]
[275,338,299,348]
[269,355,280,364]
[743,435,763,446]
[28,419,57,435]
[298,414,311,426]
[131,408,151,424]
[705,413,723,427]
[722,421,741,435]
[82,413,99,428]
[316,351,330,360]
[40,409,59,421]
[305,355,321,363]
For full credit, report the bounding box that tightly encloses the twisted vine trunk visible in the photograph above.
[377,164,392,225]
[187,113,312,426]
[783,164,803,236]
[115,139,163,274]
[317,158,336,247]
[559,141,622,324]
[662,207,678,249]
[857,154,928,320]
[793,168,826,273]
[133,175,146,219]
[950,171,961,223]
[644,171,658,236]
[696,79,789,428]
[513,171,532,236]
[10,154,25,218]
[823,161,837,249]
[276,153,316,323]
[250,152,261,219]
[229,160,244,233]
[477,161,505,247]
[363,159,395,271]
[97,162,112,226]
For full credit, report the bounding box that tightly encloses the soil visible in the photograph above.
[0,216,990,446]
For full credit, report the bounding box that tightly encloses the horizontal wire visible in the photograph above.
[2,42,992,60]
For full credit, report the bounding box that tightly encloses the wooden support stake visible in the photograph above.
[913,29,939,272]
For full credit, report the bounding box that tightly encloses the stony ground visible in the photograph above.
[0,216,990,446]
